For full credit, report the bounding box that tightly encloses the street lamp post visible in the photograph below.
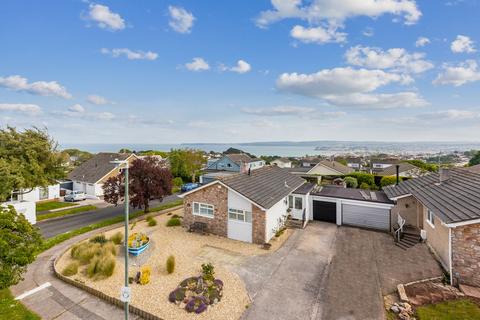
[111,159,130,320]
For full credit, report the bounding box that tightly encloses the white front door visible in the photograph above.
[227,208,252,243]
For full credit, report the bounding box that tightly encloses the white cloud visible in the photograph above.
[101,48,158,60]
[185,57,210,71]
[87,94,114,105]
[68,104,85,113]
[87,4,125,31]
[168,6,195,34]
[241,106,316,116]
[345,46,434,74]
[229,60,251,74]
[276,67,427,108]
[0,75,72,99]
[451,35,476,53]
[415,36,430,47]
[433,60,480,86]
[256,0,422,27]
[425,109,480,120]
[290,25,346,44]
[0,103,41,115]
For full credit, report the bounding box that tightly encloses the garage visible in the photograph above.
[342,204,390,231]
[313,200,337,223]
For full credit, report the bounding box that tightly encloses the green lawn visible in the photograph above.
[416,299,480,320]
[0,289,40,320]
[37,205,97,221]
[36,201,76,212]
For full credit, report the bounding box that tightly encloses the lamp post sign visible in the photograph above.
[120,286,131,303]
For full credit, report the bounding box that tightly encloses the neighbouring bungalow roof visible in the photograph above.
[225,153,255,164]
[219,166,306,209]
[288,160,354,175]
[384,169,480,224]
[292,182,316,195]
[67,152,132,184]
[377,162,419,176]
[273,157,291,163]
[312,185,393,204]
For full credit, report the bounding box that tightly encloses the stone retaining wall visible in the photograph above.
[452,223,480,287]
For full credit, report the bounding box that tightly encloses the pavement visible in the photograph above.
[37,194,180,238]
[238,223,443,320]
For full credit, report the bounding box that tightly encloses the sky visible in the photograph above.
[1,0,480,144]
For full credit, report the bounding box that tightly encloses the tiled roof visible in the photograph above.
[311,185,393,204]
[220,166,305,209]
[377,162,419,176]
[319,160,354,175]
[226,153,253,165]
[68,153,131,184]
[384,169,480,224]
[293,182,316,195]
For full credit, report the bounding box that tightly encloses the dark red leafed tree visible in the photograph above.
[103,157,173,213]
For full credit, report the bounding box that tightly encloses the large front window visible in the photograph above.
[228,208,252,222]
[193,202,214,218]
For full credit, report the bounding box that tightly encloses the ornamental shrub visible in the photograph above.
[62,261,79,276]
[347,172,375,187]
[201,263,215,281]
[166,255,175,274]
[359,182,371,190]
[109,231,123,245]
[344,176,358,188]
[89,234,107,244]
[71,242,101,264]
[87,253,116,279]
[173,177,184,187]
[166,217,181,227]
[148,217,157,227]
[140,265,151,285]
[380,175,400,187]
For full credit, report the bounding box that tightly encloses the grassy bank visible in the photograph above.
[37,205,97,221]
[0,289,40,320]
[416,299,480,320]
[36,201,76,212]
[39,199,183,253]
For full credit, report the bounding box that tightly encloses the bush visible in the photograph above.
[166,255,175,274]
[359,182,371,190]
[140,265,151,285]
[380,175,400,187]
[61,261,79,276]
[147,217,157,227]
[87,253,116,279]
[201,263,215,281]
[109,231,123,245]
[275,227,285,238]
[100,241,118,256]
[166,217,181,227]
[173,177,184,187]
[347,172,375,187]
[71,242,101,264]
[344,176,358,188]
[89,234,107,244]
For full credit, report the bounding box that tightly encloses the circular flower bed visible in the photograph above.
[168,265,224,314]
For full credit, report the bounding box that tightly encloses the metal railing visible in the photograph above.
[394,214,406,242]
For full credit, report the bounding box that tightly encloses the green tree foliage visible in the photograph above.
[138,150,169,157]
[118,148,133,153]
[469,151,480,166]
[344,176,358,188]
[169,149,206,182]
[404,160,438,172]
[62,148,93,166]
[380,176,401,187]
[173,177,183,187]
[347,172,375,188]
[0,127,65,201]
[359,182,371,190]
[0,206,43,289]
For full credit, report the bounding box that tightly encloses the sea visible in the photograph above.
[60,141,480,157]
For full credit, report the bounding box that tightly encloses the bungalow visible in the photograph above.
[384,169,480,287]
[377,162,424,178]
[181,166,305,244]
[200,153,265,184]
[15,184,60,203]
[68,152,137,198]
[271,158,292,168]
[370,158,400,174]
[288,160,354,183]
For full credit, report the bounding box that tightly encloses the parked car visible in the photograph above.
[64,190,87,202]
[181,183,200,192]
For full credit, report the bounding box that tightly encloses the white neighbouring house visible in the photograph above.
[16,184,61,203]
[2,200,36,224]
[271,158,292,168]
[68,153,137,198]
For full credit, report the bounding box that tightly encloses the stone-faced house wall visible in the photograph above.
[183,184,228,237]
[252,205,266,244]
[452,223,480,287]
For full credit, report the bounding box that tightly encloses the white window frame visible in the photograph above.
[193,202,214,218]
[289,195,303,210]
[427,209,435,228]
[228,208,252,223]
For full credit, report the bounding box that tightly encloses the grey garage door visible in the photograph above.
[342,204,390,231]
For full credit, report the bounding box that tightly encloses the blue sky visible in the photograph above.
[1,0,480,144]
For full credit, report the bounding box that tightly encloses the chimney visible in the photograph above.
[396,164,400,185]
[439,168,450,183]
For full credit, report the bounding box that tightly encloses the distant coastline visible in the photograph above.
[60,141,480,157]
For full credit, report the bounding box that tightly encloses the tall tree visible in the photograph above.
[469,151,480,166]
[169,148,205,182]
[0,206,43,289]
[103,157,173,213]
[0,127,65,201]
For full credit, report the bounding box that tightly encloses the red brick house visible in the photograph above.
[180,166,305,244]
